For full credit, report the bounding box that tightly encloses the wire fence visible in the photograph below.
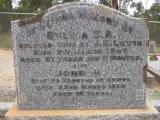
[0,12,37,15]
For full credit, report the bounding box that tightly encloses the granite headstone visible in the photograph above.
[11,3,148,109]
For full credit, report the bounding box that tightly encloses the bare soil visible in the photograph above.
[0,49,15,101]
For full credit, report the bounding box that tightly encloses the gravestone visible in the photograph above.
[149,41,156,53]
[11,3,149,110]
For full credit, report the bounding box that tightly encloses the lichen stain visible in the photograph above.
[93,5,113,17]
[18,10,46,27]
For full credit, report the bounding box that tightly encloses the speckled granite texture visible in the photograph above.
[11,2,149,109]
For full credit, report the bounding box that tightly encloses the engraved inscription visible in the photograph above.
[12,3,148,109]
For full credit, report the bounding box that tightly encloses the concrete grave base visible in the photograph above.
[0,103,12,118]
[5,104,160,120]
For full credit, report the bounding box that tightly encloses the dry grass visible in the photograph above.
[156,47,160,53]
[0,33,12,49]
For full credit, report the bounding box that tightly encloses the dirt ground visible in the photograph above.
[0,49,15,101]
[147,80,160,101]
[0,49,160,102]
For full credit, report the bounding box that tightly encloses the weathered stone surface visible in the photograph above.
[11,3,149,109]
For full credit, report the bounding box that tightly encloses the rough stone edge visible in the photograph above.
[46,2,143,20]
[11,2,146,27]
[11,20,20,112]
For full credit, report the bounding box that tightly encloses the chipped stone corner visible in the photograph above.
[18,10,47,27]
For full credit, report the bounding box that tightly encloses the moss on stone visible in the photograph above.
[18,10,47,27]
[93,5,113,17]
